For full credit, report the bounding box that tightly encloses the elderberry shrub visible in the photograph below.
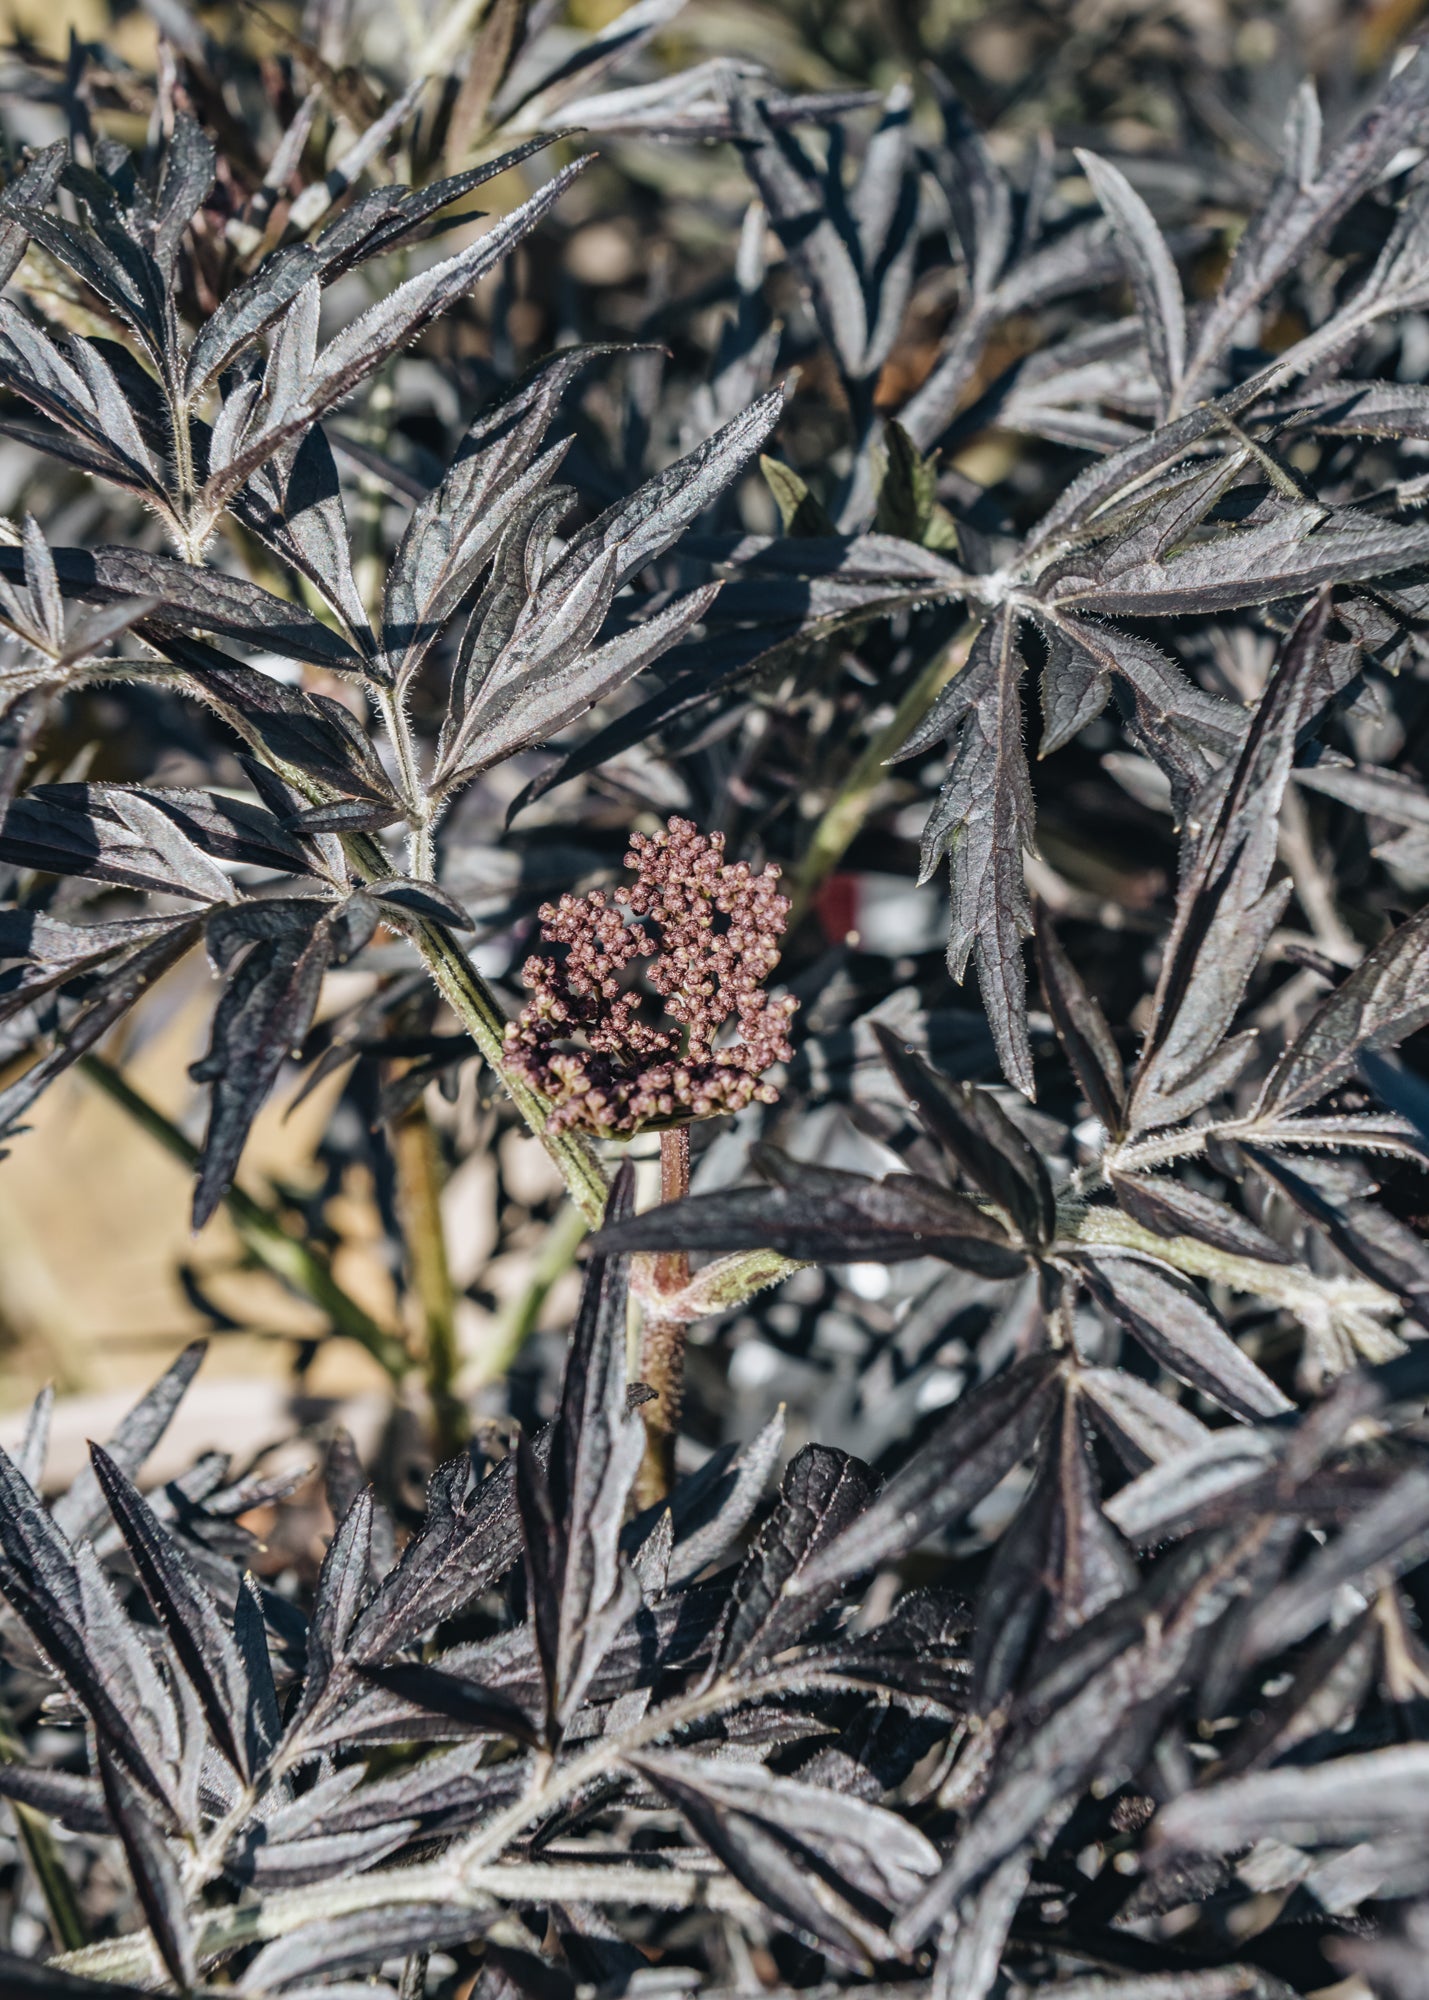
[2,7,1429,1999]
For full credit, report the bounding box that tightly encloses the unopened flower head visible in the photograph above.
[505,818,797,1137]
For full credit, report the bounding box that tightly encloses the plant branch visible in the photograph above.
[1096,1126,1215,1180]
[1058,1198,1400,1323]
[374,682,435,879]
[150,676,610,1229]
[54,1665,891,1986]
[345,829,612,1226]
[406,910,611,1226]
[165,368,201,562]
[448,1662,905,1879]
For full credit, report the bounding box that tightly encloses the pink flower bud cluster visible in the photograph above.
[504,818,797,1137]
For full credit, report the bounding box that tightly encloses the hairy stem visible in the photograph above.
[410,915,610,1226]
[153,686,610,1231]
[635,1124,691,1508]
[1060,1198,1399,1321]
[77,1053,412,1380]
[345,830,611,1226]
[57,1664,894,1986]
[374,683,434,879]
[409,815,436,881]
[1098,1111,1412,1187]
[1096,1126,1214,1180]
[352,370,398,619]
[166,370,201,562]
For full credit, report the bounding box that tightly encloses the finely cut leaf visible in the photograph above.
[1070,1250,1293,1421]
[795,1352,1065,1589]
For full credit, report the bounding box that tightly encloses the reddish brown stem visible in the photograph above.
[635,1124,690,1507]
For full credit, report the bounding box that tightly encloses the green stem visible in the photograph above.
[1060,1199,1399,1321]
[409,817,436,881]
[787,625,972,926]
[344,830,611,1226]
[165,365,201,561]
[77,1054,412,1381]
[353,370,399,620]
[628,1185,1397,1343]
[57,1662,882,1986]
[413,918,609,1225]
[375,683,435,879]
[474,1197,588,1389]
[0,1701,85,1952]
[392,1094,464,1452]
[173,665,607,1227]
[142,679,612,1229]
[1098,1126,1213,1180]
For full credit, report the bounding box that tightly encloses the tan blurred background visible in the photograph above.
[0,956,401,1456]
